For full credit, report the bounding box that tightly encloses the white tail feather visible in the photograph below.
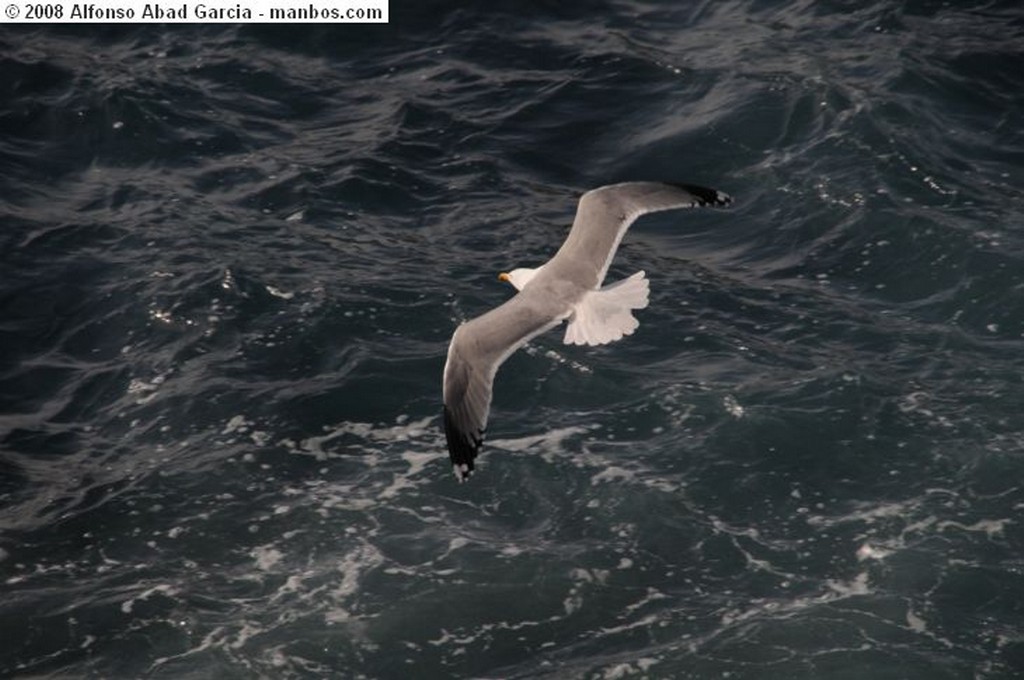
[563,271,649,346]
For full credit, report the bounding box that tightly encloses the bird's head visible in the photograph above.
[498,267,541,292]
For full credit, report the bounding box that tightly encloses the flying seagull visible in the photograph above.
[442,181,731,481]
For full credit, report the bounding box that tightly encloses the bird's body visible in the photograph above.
[443,182,731,481]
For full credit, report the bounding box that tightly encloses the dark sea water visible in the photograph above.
[2,2,1024,678]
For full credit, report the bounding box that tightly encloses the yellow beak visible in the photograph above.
[498,272,511,283]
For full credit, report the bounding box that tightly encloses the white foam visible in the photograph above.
[489,425,590,453]
[252,545,283,571]
[600,655,659,678]
[937,518,1010,537]
[906,608,927,633]
[121,584,175,614]
[723,394,745,417]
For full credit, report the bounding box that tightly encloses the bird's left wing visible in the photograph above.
[443,290,567,481]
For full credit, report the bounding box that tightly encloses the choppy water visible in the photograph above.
[2,3,1023,678]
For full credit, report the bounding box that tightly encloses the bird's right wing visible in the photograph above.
[442,290,567,481]
[547,182,731,290]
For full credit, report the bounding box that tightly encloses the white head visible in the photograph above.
[498,266,541,291]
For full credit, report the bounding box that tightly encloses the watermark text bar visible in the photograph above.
[2,0,388,23]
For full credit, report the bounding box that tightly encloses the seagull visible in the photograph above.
[442,181,731,481]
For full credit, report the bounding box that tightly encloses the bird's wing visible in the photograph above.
[443,289,568,481]
[544,182,731,289]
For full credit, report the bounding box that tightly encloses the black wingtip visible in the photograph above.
[443,405,481,482]
[666,182,732,208]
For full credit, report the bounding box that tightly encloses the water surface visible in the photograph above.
[2,2,1023,678]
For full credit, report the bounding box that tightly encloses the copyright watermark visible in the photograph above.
[0,0,388,22]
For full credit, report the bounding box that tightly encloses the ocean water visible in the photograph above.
[2,2,1023,678]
